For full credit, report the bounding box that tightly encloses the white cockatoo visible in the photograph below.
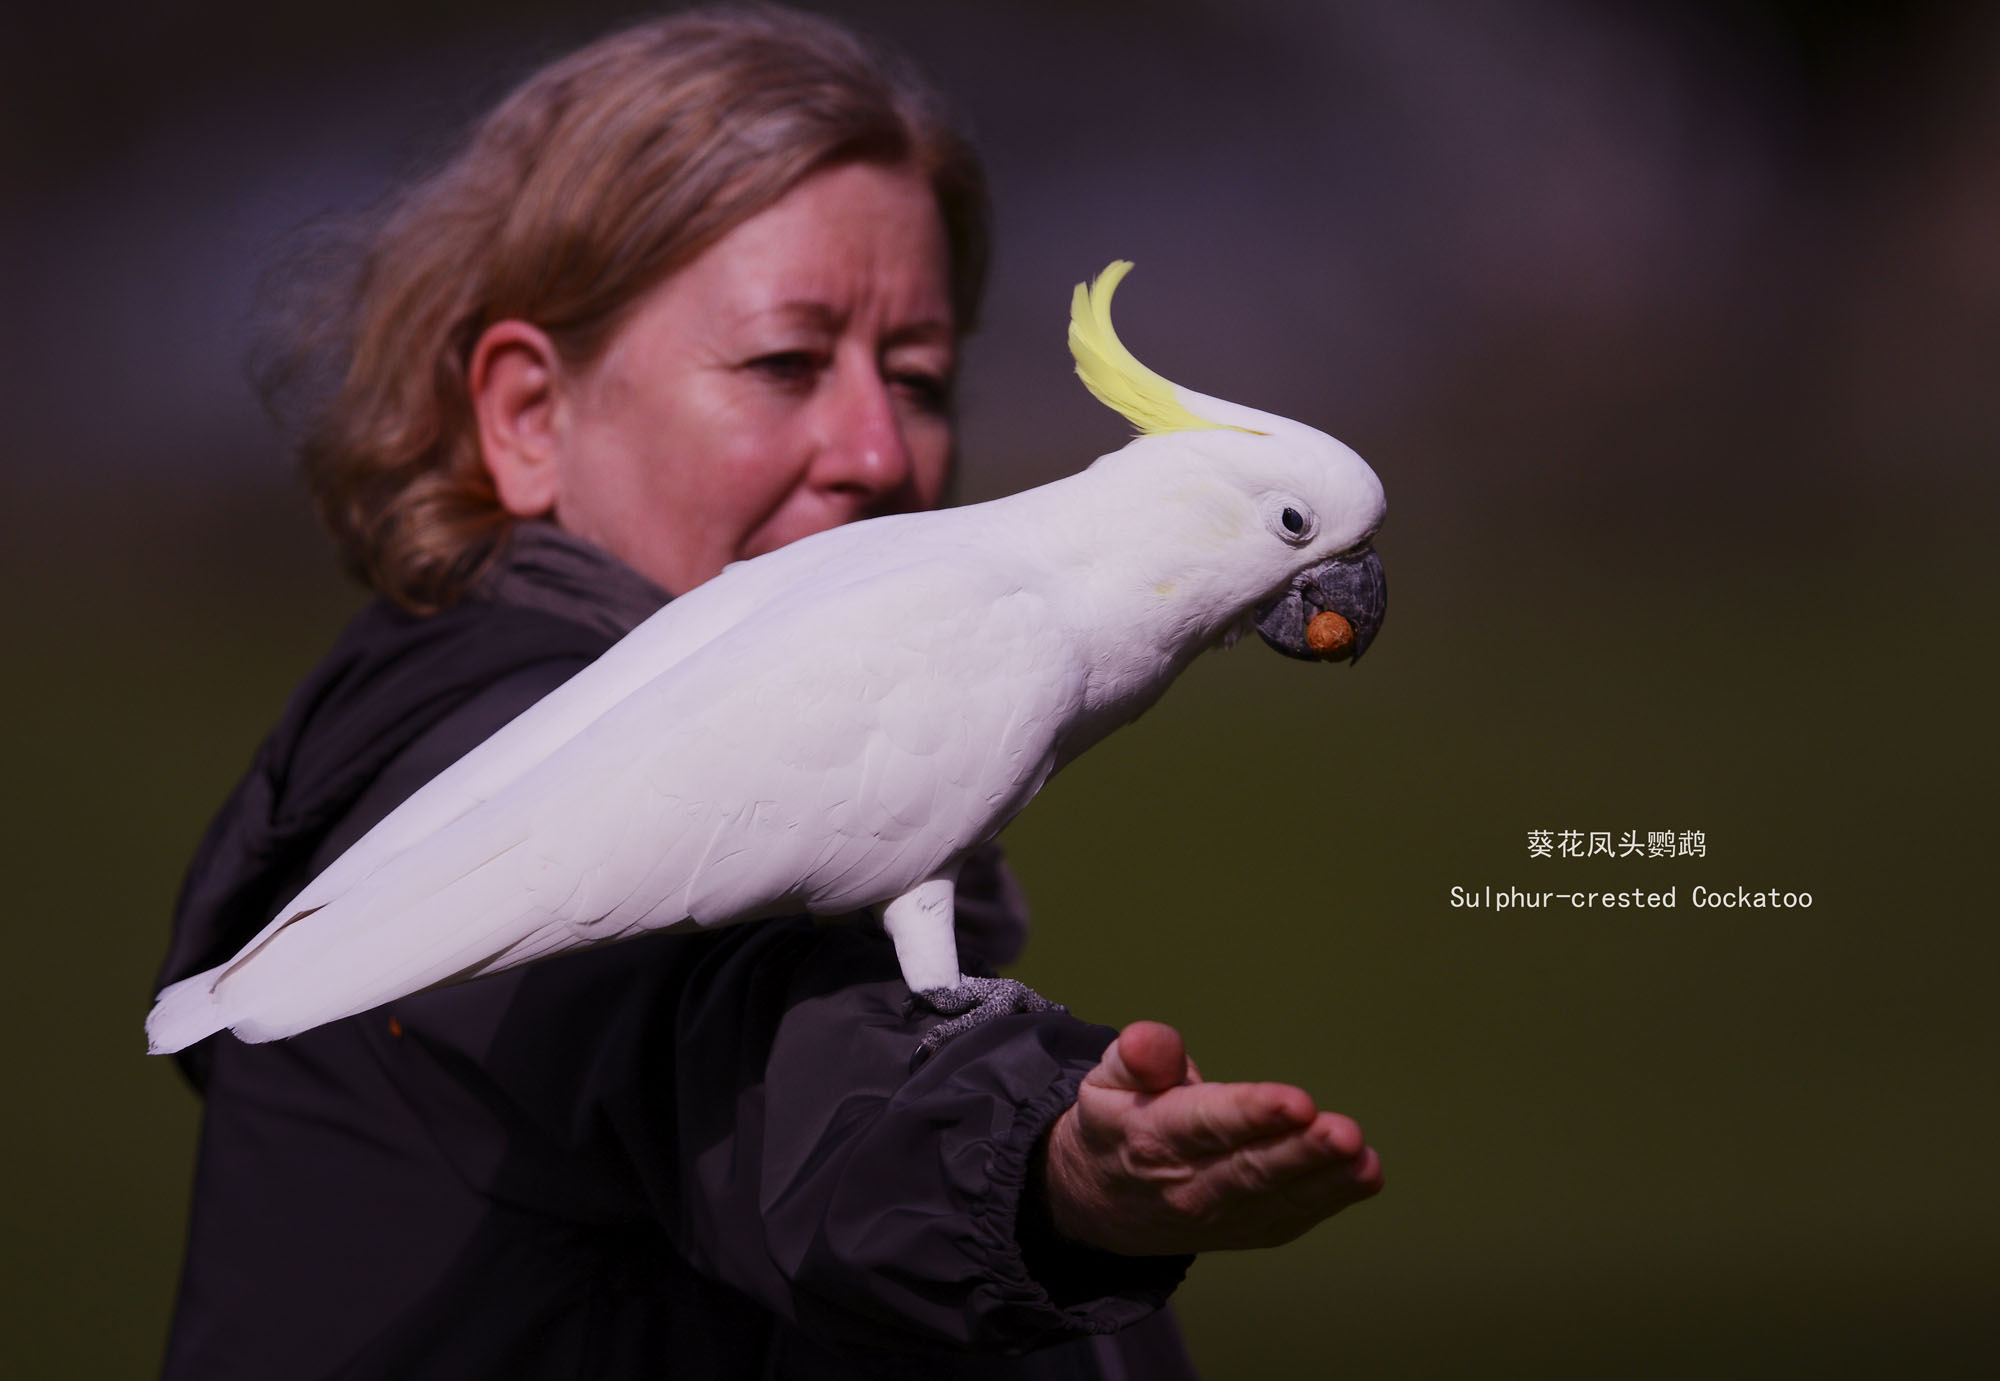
[147,261,1387,1059]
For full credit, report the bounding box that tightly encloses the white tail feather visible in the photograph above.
[145,973,226,1054]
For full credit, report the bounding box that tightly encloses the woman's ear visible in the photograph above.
[469,320,566,517]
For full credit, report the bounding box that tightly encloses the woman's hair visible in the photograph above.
[259,4,989,612]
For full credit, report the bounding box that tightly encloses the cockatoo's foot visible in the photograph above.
[909,978,1066,1069]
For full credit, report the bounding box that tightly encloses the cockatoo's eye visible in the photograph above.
[1266,498,1316,544]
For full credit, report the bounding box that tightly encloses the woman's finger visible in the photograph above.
[1137,1079,1319,1157]
[1209,1112,1373,1193]
[1091,1021,1189,1094]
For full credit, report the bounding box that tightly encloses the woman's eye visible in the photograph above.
[892,371,952,412]
[748,351,821,384]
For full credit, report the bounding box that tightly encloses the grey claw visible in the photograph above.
[909,977,1065,1070]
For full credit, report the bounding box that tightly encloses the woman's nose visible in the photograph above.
[812,360,916,502]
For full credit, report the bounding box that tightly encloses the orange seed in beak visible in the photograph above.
[1306,610,1355,660]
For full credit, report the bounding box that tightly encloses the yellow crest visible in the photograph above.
[1068,261,1247,436]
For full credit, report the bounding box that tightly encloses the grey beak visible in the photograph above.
[1253,546,1387,663]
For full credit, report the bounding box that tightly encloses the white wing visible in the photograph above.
[268,513,954,921]
[148,543,1081,1050]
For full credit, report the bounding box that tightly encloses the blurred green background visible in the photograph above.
[5,0,1996,1375]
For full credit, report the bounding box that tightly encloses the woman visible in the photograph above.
[156,9,1380,1377]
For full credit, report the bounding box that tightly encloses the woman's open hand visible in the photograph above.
[1040,1021,1383,1255]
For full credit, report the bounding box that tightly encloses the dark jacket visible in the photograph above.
[156,527,1197,1379]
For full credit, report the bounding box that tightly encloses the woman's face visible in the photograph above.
[507,162,958,596]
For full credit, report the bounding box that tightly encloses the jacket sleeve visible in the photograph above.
[325,664,1191,1354]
